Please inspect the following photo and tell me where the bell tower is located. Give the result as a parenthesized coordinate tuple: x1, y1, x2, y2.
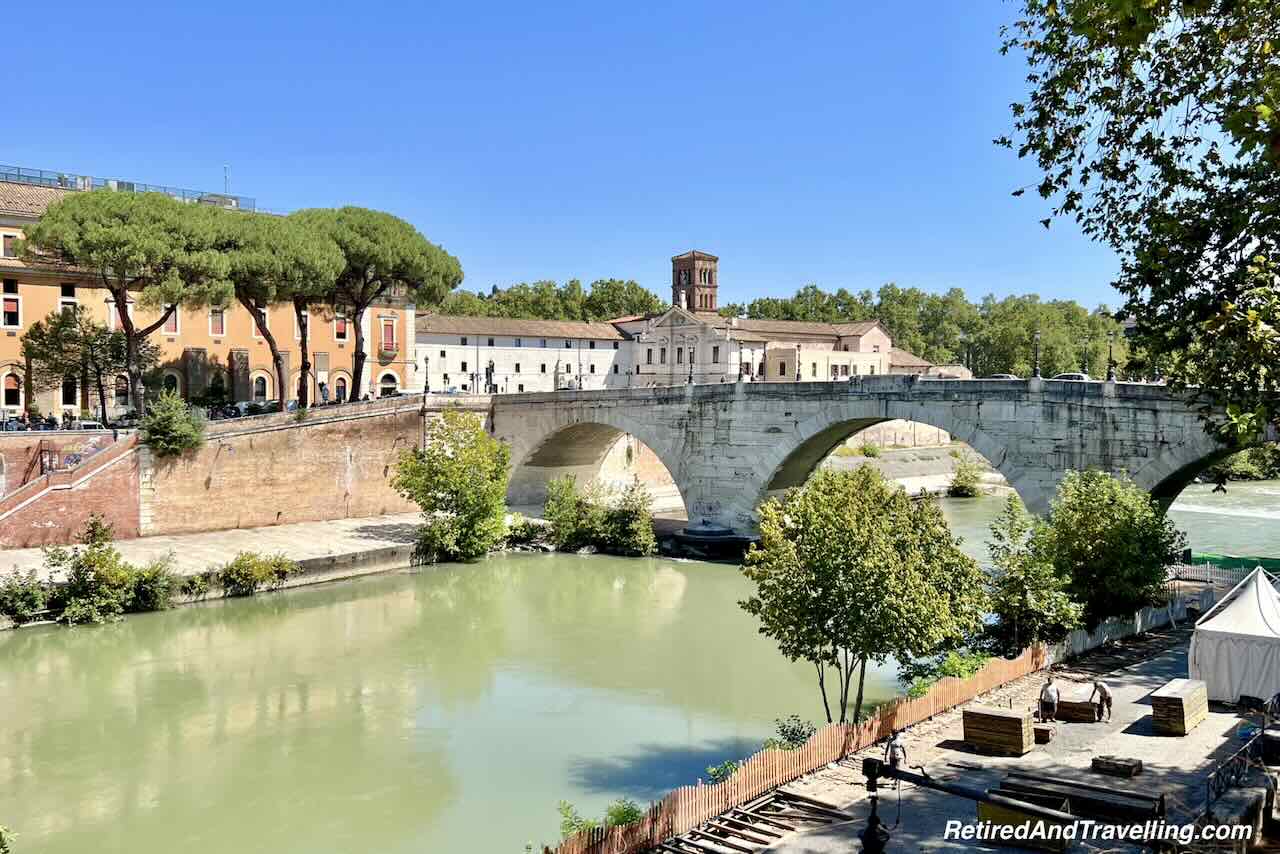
(671, 250, 719, 312)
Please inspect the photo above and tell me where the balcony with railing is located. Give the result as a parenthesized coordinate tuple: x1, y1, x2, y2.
(1, 164, 258, 212)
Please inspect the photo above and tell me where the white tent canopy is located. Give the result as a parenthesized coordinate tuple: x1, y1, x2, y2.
(1189, 567, 1280, 703)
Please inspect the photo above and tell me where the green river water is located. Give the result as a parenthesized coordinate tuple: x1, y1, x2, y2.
(1, 482, 1276, 853)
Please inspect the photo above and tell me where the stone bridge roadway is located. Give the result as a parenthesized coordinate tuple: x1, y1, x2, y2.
(486, 375, 1253, 537)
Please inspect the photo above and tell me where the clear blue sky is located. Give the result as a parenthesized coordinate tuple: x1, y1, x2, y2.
(6, 1, 1120, 309)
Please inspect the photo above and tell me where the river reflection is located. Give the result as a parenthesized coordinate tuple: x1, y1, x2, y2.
(0, 555, 900, 854)
(3, 483, 1276, 854)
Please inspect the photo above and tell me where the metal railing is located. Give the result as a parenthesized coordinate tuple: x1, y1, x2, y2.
(0, 164, 257, 211)
(1205, 730, 1264, 809)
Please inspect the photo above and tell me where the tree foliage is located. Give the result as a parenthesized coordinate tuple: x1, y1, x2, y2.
(19, 191, 232, 413)
(1000, 0, 1280, 434)
(542, 476, 656, 556)
(985, 496, 1082, 654)
(740, 467, 988, 724)
(392, 409, 510, 563)
(947, 451, 985, 498)
(214, 212, 343, 411)
(140, 391, 205, 457)
(21, 305, 157, 419)
(292, 207, 461, 401)
(441, 277, 664, 321)
(1042, 471, 1185, 628)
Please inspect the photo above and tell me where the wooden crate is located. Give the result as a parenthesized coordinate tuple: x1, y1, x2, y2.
(978, 791, 1070, 853)
(1056, 684, 1100, 723)
(963, 706, 1034, 756)
(1034, 724, 1055, 744)
(1151, 678, 1208, 736)
(1091, 755, 1143, 778)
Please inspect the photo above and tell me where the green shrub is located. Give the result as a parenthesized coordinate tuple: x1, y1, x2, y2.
(557, 801, 598, 840)
(947, 452, 984, 497)
(903, 650, 991, 698)
(761, 715, 817, 750)
(44, 518, 136, 625)
(603, 798, 645, 828)
(180, 571, 214, 599)
(505, 514, 548, 547)
(544, 477, 656, 556)
(392, 410, 510, 564)
(128, 558, 177, 612)
(705, 759, 741, 783)
(219, 552, 300, 597)
(0, 569, 49, 624)
(858, 443, 881, 458)
(141, 391, 205, 457)
(0, 823, 11, 854)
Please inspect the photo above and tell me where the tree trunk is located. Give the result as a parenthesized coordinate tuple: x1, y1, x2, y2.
(851, 656, 869, 724)
(94, 364, 108, 425)
(240, 296, 288, 413)
(293, 297, 311, 408)
(839, 650, 855, 724)
(815, 662, 833, 724)
(349, 303, 367, 402)
(115, 294, 177, 416)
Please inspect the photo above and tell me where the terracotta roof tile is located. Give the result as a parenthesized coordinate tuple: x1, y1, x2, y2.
(889, 347, 932, 367)
(0, 181, 71, 218)
(416, 314, 627, 340)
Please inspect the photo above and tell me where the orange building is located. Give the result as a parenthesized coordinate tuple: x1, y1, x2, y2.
(0, 169, 417, 420)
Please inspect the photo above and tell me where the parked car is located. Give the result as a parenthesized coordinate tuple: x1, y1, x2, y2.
(3, 419, 29, 431)
(71, 420, 106, 431)
(985, 373, 1021, 380)
(1051, 372, 1091, 381)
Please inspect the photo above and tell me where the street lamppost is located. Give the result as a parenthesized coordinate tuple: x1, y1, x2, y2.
(795, 344, 802, 382)
(1032, 330, 1042, 378)
(423, 355, 430, 394)
(1106, 332, 1117, 382)
(687, 345, 695, 385)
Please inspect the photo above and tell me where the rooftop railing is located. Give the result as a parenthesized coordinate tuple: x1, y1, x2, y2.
(0, 164, 258, 211)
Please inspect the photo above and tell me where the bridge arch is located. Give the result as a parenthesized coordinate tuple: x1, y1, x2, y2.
(751, 397, 1034, 513)
(1132, 428, 1253, 509)
(502, 408, 689, 514)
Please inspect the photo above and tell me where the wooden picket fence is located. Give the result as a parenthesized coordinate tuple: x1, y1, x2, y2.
(551, 644, 1048, 854)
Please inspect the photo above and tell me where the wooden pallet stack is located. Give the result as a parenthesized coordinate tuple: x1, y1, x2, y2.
(963, 706, 1034, 756)
(1151, 678, 1208, 736)
(1056, 685, 1100, 723)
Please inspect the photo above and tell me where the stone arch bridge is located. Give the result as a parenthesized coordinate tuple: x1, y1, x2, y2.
(488, 375, 1253, 537)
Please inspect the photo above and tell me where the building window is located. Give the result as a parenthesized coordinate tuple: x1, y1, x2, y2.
(612, 364, 619, 374)
(869, 365, 876, 375)
(841, 364, 850, 376)
(759, 361, 765, 376)
(589, 341, 596, 350)
(381, 318, 396, 352)
(251, 306, 268, 338)
(3, 374, 20, 407)
(812, 363, 817, 377)
(106, 298, 133, 331)
(209, 308, 225, 336)
(379, 373, 398, 397)
(514, 363, 521, 374)
(540, 364, 547, 373)
(778, 362, 786, 377)
(872, 344, 880, 353)
(253, 376, 268, 401)
(163, 373, 180, 394)
(62, 376, 78, 406)
(461, 361, 468, 372)
(0, 235, 18, 258)
(1, 293, 19, 327)
(335, 377, 348, 402)
(564, 340, 572, 348)
(514, 338, 522, 348)
(59, 284, 77, 314)
(712, 345, 720, 363)
(612, 341, 619, 350)
(646, 348, 653, 365)
(676, 348, 684, 364)
(540, 338, 547, 347)
(2, 280, 14, 295)
(589, 364, 596, 374)
(114, 376, 129, 407)
(163, 306, 179, 335)
(295, 309, 310, 340)
(335, 313, 349, 341)
(660, 348, 666, 364)
(461, 336, 468, 345)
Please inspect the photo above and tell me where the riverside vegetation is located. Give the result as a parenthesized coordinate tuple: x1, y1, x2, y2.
(0, 516, 300, 629)
(393, 410, 659, 563)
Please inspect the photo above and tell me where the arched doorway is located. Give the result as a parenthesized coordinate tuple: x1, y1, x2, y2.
(378, 372, 399, 398)
(251, 373, 271, 403)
